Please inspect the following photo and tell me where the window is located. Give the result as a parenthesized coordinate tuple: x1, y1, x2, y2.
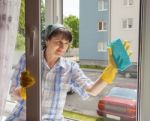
(98, 0, 108, 11)
(98, 21, 107, 31)
(4, 0, 150, 120)
(97, 41, 107, 52)
(122, 18, 133, 29)
(129, 0, 134, 5)
(123, 0, 134, 6)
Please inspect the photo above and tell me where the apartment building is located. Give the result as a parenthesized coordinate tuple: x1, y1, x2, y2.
(79, 0, 139, 66)
(110, 0, 140, 63)
(79, 0, 109, 66)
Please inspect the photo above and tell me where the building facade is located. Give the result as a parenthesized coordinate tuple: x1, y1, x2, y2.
(79, 0, 109, 66)
(79, 0, 139, 66)
(110, 0, 140, 63)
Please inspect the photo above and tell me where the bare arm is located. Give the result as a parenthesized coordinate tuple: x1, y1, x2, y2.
(85, 40, 132, 96)
(86, 78, 108, 96)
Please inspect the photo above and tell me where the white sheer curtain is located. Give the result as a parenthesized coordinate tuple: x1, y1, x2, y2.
(0, 0, 21, 119)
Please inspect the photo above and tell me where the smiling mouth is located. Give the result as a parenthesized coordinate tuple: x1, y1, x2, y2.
(56, 50, 64, 53)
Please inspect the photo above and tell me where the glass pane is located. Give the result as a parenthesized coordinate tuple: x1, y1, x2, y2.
(103, 22, 107, 30)
(97, 41, 107, 52)
(64, 0, 139, 121)
(98, 0, 103, 11)
(97, 41, 103, 51)
(129, 0, 134, 5)
(2, 0, 142, 120)
(0, 0, 22, 120)
(99, 22, 103, 30)
(104, 0, 108, 10)
(128, 18, 133, 28)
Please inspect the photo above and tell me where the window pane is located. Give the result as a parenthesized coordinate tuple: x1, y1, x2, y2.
(97, 42, 103, 51)
(104, 0, 108, 10)
(98, 22, 103, 30)
(103, 22, 107, 30)
(73, 0, 139, 120)
(128, 18, 133, 28)
(97, 41, 107, 51)
(98, 0, 102, 10)
(2, 0, 143, 120)
(129, 0, 134, 5)
(2, 0, 25, 119)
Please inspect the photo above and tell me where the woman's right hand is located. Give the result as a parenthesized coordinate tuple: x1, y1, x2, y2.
(20, 70, 35, 88)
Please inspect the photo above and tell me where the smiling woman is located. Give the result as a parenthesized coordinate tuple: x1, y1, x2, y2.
(3, 0, 150, 121)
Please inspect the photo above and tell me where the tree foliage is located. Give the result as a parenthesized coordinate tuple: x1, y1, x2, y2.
(18, 0, 45, 33)
(63, 15, 79, 48)
(15, 33, 25, 51)
(16, 0, 46, 50)
(15, 0, 25, 50)
(41, 0, 46, 31)
(18, 0, 25, 35)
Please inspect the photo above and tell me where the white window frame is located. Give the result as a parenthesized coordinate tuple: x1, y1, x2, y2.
(98, 0, 108, 11)
(97, 41, 107, 52)
(98, 21, 107, 31)
(122, 18, 134, 29)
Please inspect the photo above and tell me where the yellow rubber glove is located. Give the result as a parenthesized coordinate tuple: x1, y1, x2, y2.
(101, 40, 132, 84)
(123, 40, 133, 56)
(100, 47, 117, 84)
(19, 71, 36, 100)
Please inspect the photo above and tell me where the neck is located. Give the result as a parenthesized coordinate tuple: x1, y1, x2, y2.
(44, 50, 59, 68)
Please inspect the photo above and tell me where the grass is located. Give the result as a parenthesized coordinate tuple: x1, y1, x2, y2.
(80, 65, 105, 70)
(63, 110, 102, 121)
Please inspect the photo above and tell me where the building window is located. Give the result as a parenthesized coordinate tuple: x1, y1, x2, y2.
(98, 21, 107, 31)
(123, 0, 134, 6)
(122, 18, 133, 29)
(98, 0, 108, 11)
(97, 41, 107, 52)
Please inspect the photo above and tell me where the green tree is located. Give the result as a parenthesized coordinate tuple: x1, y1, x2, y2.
(41, 0, 46, 31)
(63, 15, 79, 48)
(18, 0, 46, 33)
(15, 0, 25, 51)
(15, 33, 25, 51)
(18, 0, 25, 35)
(16, 0, 46, 50)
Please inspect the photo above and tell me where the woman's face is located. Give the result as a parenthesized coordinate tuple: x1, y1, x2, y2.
(46, 35, 70, 58)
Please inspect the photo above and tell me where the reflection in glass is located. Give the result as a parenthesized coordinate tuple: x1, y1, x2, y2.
(0, 0, 21, 118)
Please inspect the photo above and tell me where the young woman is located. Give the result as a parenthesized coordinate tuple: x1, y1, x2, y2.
(6, 24, 118, 121)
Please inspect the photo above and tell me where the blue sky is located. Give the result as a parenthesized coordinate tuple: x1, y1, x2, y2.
(63, 0, 79, 18)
